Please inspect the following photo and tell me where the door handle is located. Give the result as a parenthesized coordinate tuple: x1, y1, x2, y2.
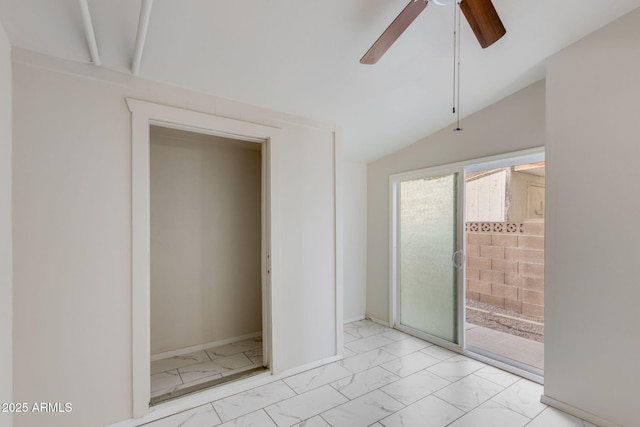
(451, 250, 463, 269)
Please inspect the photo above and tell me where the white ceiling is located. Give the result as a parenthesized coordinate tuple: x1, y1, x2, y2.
(2, 0, 640, 161)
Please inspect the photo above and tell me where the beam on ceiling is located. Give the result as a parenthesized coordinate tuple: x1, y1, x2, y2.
(78, 0, 101, 66)
(131, 0, 154, 75)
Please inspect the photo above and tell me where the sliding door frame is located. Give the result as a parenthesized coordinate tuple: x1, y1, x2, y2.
(389, 164, 465, 352)
(389, 147, 546, 356)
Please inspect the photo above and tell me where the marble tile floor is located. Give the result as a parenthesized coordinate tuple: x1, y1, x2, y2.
(143, 320, 597, 427)
(150, 337, 264, 399)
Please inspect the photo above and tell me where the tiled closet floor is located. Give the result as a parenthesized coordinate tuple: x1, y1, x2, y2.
(143, 320, 597, 427)
(150, 336, 264, 398)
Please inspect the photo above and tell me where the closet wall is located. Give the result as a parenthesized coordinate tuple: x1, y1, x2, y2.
(150, 126, 262, 355)
(12, 50, 338, 427)
(0, 21, 12, 427)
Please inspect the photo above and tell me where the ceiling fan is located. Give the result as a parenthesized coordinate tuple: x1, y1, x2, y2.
(361, 0, 506, 64)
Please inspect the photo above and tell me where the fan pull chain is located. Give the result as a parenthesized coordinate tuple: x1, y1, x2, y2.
(452, 1, 457, 114)
(454, 0, 463, 131)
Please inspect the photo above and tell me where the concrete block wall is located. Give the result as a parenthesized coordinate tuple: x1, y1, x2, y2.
(466, 220, 544, 318)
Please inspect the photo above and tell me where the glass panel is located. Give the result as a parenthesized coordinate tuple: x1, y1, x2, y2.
(399, 173, 458, 342)
(464, 161, 545, 374)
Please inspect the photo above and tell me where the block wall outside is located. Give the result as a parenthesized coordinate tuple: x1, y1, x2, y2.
(466, 220, 544, 318)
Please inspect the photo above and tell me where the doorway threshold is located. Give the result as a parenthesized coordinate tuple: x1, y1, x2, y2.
(466, 323, 544, 370)
(464, 345, 544, 384)
(150, 366, 268, 406)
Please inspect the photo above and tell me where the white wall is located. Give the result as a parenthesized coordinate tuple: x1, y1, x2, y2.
(150, 128, 262, 355)
(367, 80, 546, 323)
(544, 8, 640, 426)
(12, 50, 337, 427)
(508, 170, 545, 223)
(343, 161, 367, 322)
(465, 170, 507, 222)
(270, 123, 337, 370)
(0, 21, 12, 427)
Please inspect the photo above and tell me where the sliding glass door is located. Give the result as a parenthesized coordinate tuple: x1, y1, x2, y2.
(393, 170, 462, 345)
(390, 148, 545, 380)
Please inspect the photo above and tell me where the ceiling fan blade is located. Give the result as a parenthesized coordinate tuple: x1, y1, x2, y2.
(360, 0, 429, 65)
(459, 0, 506, 48)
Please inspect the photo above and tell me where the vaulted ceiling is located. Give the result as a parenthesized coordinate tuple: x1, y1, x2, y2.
(1, 0, 639, 161)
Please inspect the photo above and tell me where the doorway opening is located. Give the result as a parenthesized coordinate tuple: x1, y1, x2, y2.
(148, 126, 268, 405)
(464, 156, 545, 380)
(128, 98, 276, 417)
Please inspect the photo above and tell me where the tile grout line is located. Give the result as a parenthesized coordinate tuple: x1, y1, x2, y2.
(207, 402, 222, 426)
(261, 407, 280, 426)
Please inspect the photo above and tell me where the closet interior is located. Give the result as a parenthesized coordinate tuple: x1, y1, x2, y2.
(148, 125, 266, 404)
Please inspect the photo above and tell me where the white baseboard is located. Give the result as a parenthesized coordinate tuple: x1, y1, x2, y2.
(150, 331, 262, 362)
(540, 395, 620, 427)
(367, 316, 391, 327)
(343, 315, 365, 324)
(273, 354, 343, 379)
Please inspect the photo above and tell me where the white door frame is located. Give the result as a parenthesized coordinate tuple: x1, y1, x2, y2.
(127, 98, 278, 418)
